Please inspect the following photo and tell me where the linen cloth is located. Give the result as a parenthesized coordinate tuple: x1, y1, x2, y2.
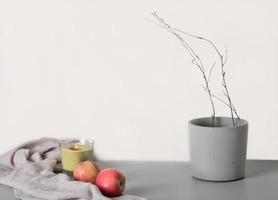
(0, 138, 145, 200)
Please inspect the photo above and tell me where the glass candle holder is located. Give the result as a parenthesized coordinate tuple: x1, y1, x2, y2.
(60, 138, 94, 173)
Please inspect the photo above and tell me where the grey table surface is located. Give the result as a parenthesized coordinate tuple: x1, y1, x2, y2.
(0, 160, 278, 200)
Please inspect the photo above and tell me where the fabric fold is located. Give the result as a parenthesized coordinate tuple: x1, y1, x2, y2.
(0, 138, 145, 200)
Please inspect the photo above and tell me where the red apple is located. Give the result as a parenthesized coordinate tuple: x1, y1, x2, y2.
(73, 161, 100, 184)
(96, 168, 125, 197)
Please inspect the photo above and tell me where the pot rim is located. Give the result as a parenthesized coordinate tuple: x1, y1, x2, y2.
(189, 116, 248, 129)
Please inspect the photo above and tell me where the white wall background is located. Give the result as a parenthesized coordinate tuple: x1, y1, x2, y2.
(0, 0, 277, 161)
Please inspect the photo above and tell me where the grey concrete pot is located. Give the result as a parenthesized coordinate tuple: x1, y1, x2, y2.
(189, 117, 248, 181)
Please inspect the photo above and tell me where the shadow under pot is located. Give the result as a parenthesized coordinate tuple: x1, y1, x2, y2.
(188, 117, 248, 181)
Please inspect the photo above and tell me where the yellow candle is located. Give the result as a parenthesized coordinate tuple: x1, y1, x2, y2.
(61, 143, 93, 172)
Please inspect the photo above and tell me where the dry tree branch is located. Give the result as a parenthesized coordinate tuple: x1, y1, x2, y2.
(152, 12, 216, 125)
(152, 13, 204, 70)
(222, 89, 241, 125)
(173, 28, 223, 58)
(208, 62, 216, 83)
(220, 50, 236, 126)
(202, 86, 240, 121)
(174, 24, 240, 126)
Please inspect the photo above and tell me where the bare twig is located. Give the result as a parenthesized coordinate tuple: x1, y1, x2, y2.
(220, 50, 236, 126)
(173, 28, 223, 58)
(173, 23, 240, 126)
(152, 12, 216, 125)
(202, 86, 240, 121)
(208, 62, 216, 83)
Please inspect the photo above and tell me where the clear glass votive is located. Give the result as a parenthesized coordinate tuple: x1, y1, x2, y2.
(60, 138, 94, 174)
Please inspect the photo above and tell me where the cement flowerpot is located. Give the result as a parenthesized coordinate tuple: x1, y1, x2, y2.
(189, 117, 248, 181)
